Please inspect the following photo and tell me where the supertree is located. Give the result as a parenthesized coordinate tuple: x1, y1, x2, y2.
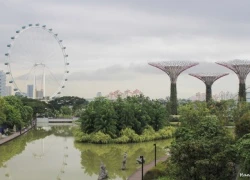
(216, 59, 250, 101)
(189, 73, 229, 102)
(148, 61, 198, 115)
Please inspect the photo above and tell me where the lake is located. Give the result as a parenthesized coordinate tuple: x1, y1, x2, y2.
(0, 124, 172, 180)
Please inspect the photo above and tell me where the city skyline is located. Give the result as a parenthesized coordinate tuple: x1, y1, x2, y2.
(2, 1, 250, 99)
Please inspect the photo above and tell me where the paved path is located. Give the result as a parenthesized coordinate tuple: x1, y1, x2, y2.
(0, 125, 35, 146)
(128, 155, 169, 180)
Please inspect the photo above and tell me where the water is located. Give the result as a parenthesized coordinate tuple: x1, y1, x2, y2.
(0, 125, 172, 180)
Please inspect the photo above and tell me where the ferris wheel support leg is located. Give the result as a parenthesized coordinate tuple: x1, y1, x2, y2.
(43, 65, 46, 98)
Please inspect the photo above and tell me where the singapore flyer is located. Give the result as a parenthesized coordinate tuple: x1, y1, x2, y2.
(4, 23, 69, 100)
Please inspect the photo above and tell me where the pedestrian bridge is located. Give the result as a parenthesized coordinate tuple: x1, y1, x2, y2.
(37, 117, 78, 123)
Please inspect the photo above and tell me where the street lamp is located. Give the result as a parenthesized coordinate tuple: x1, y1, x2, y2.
(154, 144, 156, 166)
(136, 156, 145, 180)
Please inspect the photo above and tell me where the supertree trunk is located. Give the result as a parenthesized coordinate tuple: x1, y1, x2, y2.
(170, 83, 177, 115)
(206, 84, 212, 102)
(239, 83, 246, 101)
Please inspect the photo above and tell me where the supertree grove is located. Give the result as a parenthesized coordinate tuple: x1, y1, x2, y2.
(148, 61, 198, 114)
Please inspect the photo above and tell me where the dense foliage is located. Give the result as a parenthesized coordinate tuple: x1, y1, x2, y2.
(235, 111, 250, 139)
(48, 96, 88, 117)
(170, 115, 237, 180)
(0, 96, 33, 130)
(149, 101, 250, 180)
(77, 95, 173, 143)
(20, 96, 88, 118)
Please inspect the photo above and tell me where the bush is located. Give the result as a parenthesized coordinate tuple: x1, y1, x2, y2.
(235, 111, 250, 139)
(144, 162, 167, 180)
(142, 126, 156, 141)
(158, 126, 175, 139)
(91, 131, 111, 144)
(73, 126, 175, 144)
(120, 128, 138, 142)
(113, 135, 130, 143)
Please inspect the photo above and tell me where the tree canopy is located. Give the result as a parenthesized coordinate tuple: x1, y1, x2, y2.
(80, 95, 169, 138)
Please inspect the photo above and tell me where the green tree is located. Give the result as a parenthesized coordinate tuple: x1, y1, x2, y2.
(113, 97, 135, 133)
(60, 106, 72, 116)
(147, 100, 167, 131)
(170, 115, 237, 180)
(23, 106, 33, 125)
(81, 97, 117, 137)
(49, 96, 88, 112)
(236, 133, 250, 176)
(21, 97, 49, 118)
(178, 101, 210, 128)
(235, 111, 250, 139)
(4, 104, 22, 128)
(0, 98, 6, 125)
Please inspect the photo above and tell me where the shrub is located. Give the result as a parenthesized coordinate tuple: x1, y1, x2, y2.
(90, 131, 111, 144)
(73, 125, 175, 144)
(158, 126, 175, 139)
(235, 111, 250, 139)
(113, 135, 130, 144)
(120, 128, 137, 142)
(144, 162, 167, 180)
(142, 126, 156, 141)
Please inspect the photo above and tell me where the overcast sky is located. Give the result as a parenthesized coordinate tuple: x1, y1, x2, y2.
(1, 0, 250, 99)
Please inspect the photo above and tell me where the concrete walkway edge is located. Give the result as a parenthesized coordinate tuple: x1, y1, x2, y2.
(128, 155, 170, 180)
(0, 124, 35, 146)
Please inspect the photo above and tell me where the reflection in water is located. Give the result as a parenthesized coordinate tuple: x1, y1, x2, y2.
(0, 125, 172, 180)
(75, 139, 172, 180)
(0, 128, 52, 167)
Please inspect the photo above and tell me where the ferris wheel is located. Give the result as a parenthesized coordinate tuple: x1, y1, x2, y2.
(4, 23, 69, 100)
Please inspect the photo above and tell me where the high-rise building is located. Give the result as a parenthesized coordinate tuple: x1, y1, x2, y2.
(5, 86, 12, 96)
(96, 92, 102, 97)
(0, 71, 6, 96)
(27, 85, 34, 98)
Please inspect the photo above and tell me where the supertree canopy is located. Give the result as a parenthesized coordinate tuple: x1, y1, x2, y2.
(148, 61, 198, 115)
(216, 59, 250, 101)
(189, 73, 229, 102)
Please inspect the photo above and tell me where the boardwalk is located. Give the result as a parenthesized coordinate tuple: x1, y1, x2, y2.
(0, 125, 34, 146)
(128, 155, 169, 180)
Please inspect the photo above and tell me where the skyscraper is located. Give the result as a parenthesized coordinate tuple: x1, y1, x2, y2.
(27, 85, 34, 98)
(0, 71, 6, 96)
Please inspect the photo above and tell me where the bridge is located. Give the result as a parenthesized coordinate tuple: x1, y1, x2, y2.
(37, 118, 78, 124)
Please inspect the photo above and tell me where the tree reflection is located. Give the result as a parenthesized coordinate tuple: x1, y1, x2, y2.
(74, 139, 172, 180)
(0, 128, 52, 167)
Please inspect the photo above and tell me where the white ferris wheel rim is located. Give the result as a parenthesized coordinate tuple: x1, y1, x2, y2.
(4, 23, 69, 99)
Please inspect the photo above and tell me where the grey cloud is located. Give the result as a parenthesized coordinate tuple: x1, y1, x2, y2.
(68, 62, 233, 81)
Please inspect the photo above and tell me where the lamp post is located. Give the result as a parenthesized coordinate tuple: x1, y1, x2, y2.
(140, 155, 144, 180)
(154, 143, 156, 166)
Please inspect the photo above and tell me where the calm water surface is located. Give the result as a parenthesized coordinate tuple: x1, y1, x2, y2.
(0, 125, 172, 180)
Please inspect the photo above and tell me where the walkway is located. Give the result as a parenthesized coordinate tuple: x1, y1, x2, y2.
(0, 125, 35, 146)
(128, 155, 169, 180)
